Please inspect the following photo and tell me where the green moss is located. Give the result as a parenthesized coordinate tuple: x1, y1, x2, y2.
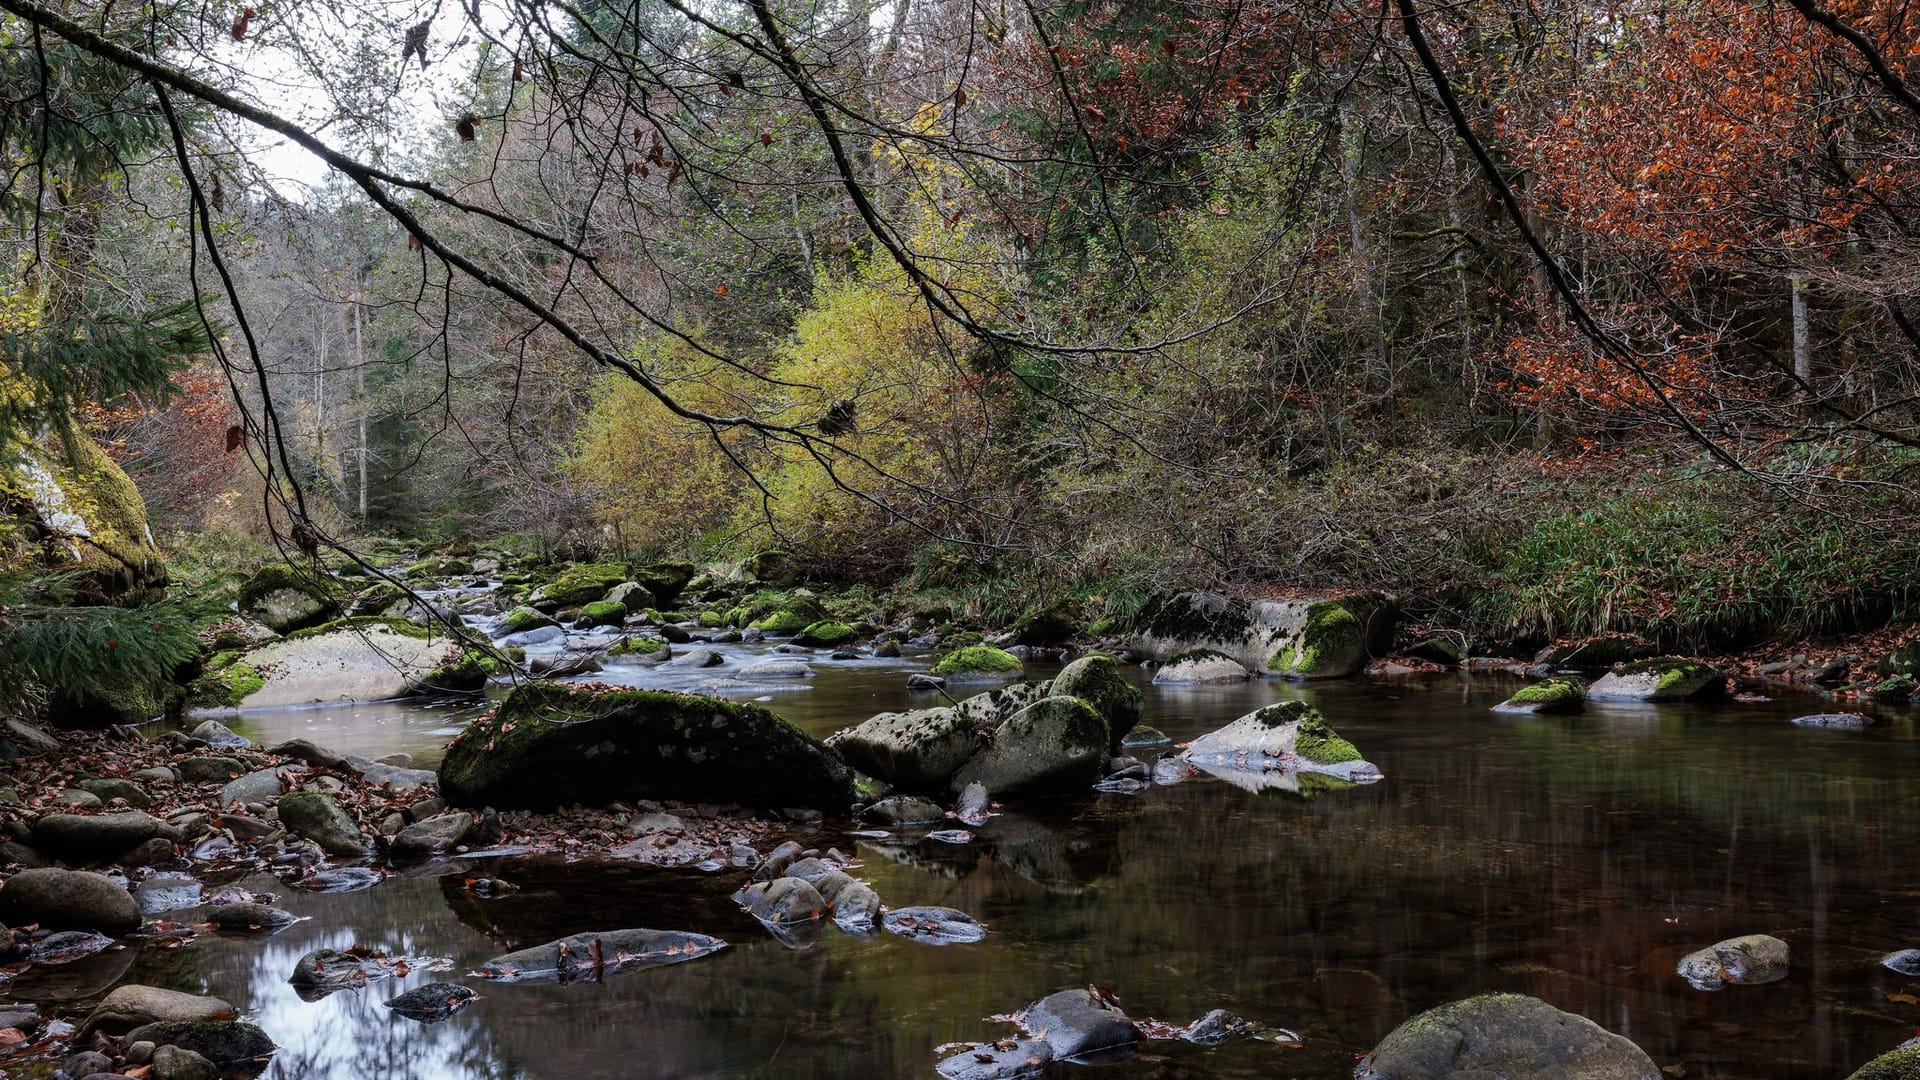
(933, 645, 1023, 675)
(1168, 647, 1235, 666)
(502, 606, 553, 633)
(405, 558, 439, 577)
(1134, 592, 1257, 642)
(608, 635, 666, 657)
(1848, 1046, 1920, 1080)
(579, 600, 627, 627)
(285, 615, 438, 642)
(1511, 678, 1583, 706)
(1276, 600, 1361, 676)
(421, 651, 492, 694)
(189, 659, 263, 708)
(537, 562, 630, 607)
(751, 608, 815, 634)
(1877, 674, 1917, 698)
(794, 620, 857, 647)
(236, 564, 325, 609)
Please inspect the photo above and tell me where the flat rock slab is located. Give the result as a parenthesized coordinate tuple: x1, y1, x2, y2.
(475, 928, 727, 982)
(232, 624, 461, 708)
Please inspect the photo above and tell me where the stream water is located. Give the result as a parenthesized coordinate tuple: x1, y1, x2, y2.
(14, 642, 1920, 1079)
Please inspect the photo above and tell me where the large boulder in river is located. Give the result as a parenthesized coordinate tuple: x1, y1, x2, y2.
(826, 705, 978, 791)
(1357, 993, 1660, 1080)
(80, 985, 234, 1037)
(529, 562, 629, 611)
(1049, 654, 1142, 748)
(275, 792, 369, 857)
(121, 1020, 274, 1066)
(1587, 656, 1725, 703)
(949, 697, 1109, 796)
(0, 867, 140, 933)
(204, 619, 465, 709)
(1128, 590, 1396, 679)
(237, 564, 339, 634)
(1181, 701, 1382, 782)
(439, 682, 855, 811)
(1151, 648, 1252, 685)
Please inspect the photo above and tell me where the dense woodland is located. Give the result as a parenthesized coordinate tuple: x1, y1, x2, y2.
(5, 0, 1920, 702)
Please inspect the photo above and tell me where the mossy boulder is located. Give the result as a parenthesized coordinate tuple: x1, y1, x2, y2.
(1011, 602, 1078, 647)
(189, 656, 265, 709)
(1267, 593, 1397, 679)
(530, 562, 629, 610)
(631, 562, 697, 607)
(607, 635, 667, 658)
(237, 564, 339, 635)
(605, 581, 657, 613)
(933, 645, 1023, 678)
(1131, 589, 1397, 679)
(197, 620, 462, 709)
(1049, 654, 1142, 748)
(826, 706, 977, 792)
(501, 606, 556, 634)
(949, 696, 1109, 796)
(1493, 677, 1586, 715)
(1359, 993, 1659, 1079)
(2, 428, 167, 603)
(750, 594, 828, 635)
(1850, 1046, 1920, 1080)
(418, 650, 496, 694)
(793, 620, 857, 647)
(577, 600, 627, 628)
(1587, 657, 1725, 703)
(1535, 633, 1655, 670)
(1181, 701, 1380, 781)
(438, 682, 856, 811)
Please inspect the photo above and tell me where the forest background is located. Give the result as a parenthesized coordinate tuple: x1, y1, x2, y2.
(4, 0, 1920, 701)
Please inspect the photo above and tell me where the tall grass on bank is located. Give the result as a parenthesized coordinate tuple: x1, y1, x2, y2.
(1472, 472, 1920, 649)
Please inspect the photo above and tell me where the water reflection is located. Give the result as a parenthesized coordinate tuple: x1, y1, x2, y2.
(57, 662, 1920, 1077)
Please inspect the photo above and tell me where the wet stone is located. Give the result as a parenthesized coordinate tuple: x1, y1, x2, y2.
(883, 906, 987, 944)
(176, 757, 247, 783)
(1677, 933, 1790, 990)
(189, 720, 252, 750)
(865, 795, 945, 825)
(206, 902, 300, 935)
(383, 982, 478, 1023)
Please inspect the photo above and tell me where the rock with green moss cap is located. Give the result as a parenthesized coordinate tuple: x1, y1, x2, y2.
(530, 562, 629, 611)
(933, 645, 1023, 678)
(1534, 633, 1655, 670)
(750, 594, 828, 635)
(1049, 654, 1142, 748)
(3, 428, 168, 603)
(576, 600, 627, 628)
(1358, 993, 1659, 1080)
(1129, 589, 1396, 680)
(1152, 648, 1251, 685)
(948, 696, 1109, 796)
(1010, 602, 1078, 647)
(1267, 593, 1397, 679)
(607, 635, 667, 658)
(1850, 1046, 1920, 1080)
(237, 564, 340, 635)
(1181, 701, 1381, 782)
(1493, 677, 1586, 715)
(793, 620, 857, 647)
(196, 620, 463, 710)
(439, 682, 855, 811)
(501, 606, 556, 635)
(1587, 656, 1725, 703)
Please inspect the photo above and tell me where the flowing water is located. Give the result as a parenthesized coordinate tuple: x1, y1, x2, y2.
(14, 644, 1920, 1079)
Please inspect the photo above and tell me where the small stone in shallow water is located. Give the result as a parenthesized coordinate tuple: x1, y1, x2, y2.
(883, 906, 987, 944)
(288, 866, 386, 893)
(927, 830, 974, 844)
(1790, 712, 1875, 729)
(475, 929, 727, 982)
(205, 902, 301, 935)
(1677, 933, 1790, 990)
(951, 782, 992, 828)
(383, 982, 478, 1023)
(20, 930, 116, 964)
(1883, 949, 1920, 976)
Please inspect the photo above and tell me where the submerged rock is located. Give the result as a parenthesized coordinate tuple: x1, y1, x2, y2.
(1181, 701, 1382, 783)
(1791, 712, 1876, 729)
(475, 928, 727, 982)
(1357, 993, 1659, 1079)
(1676, 933, 1789, 990)
(383, 982, 477, 1023)
(206, 902, 300, 934)
(439, 683, 855, 811)
(1587, 657, 1725, 703)
(883, 906, 987, 944)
